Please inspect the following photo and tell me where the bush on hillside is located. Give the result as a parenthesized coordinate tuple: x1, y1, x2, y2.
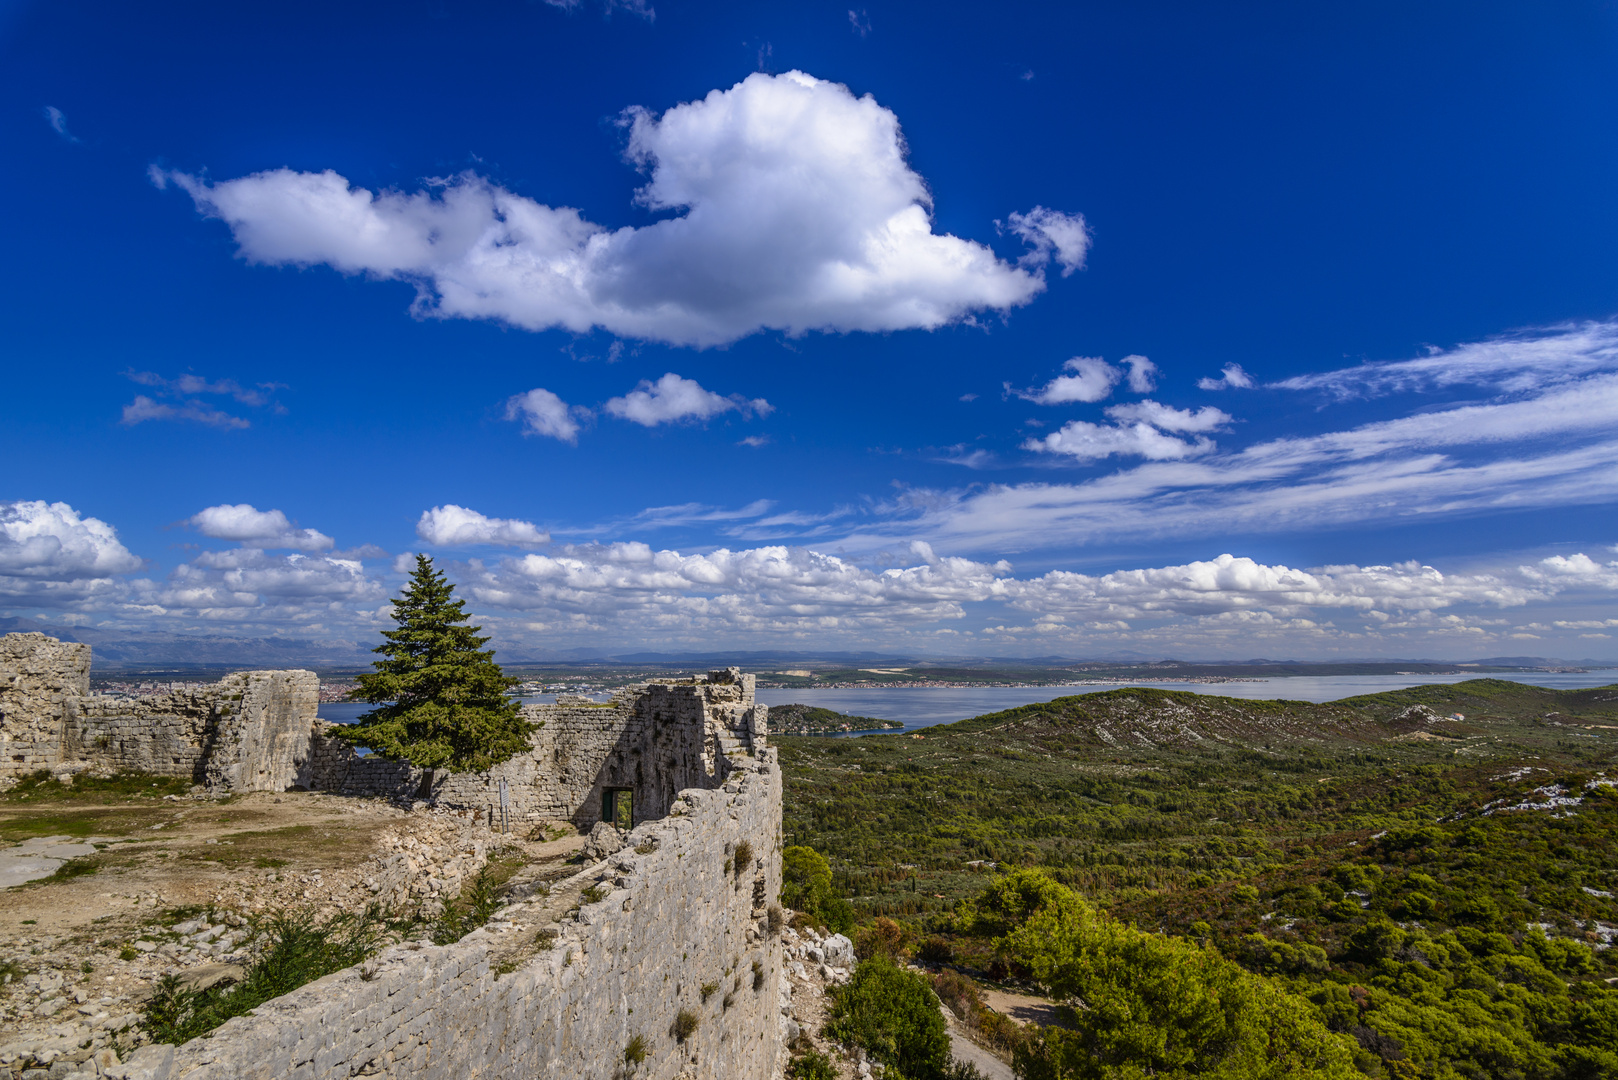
(826, 956, 951, 1080)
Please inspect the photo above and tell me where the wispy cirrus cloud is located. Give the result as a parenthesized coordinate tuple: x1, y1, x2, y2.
(1273, 320, 1618, 399)
(43, 106, 80, 144)
(155, 71, 1072, 348)
(119, 371, 285, 429)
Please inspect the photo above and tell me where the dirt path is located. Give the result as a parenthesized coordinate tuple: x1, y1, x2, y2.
(979, 987, 1065, 1028)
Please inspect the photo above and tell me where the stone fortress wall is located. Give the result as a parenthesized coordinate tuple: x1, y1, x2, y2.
(0, 633, 786, 1080)
(123, 752, 784, 1080)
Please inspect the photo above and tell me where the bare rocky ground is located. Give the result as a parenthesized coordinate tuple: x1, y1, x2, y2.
(0, 784, 586, 1078)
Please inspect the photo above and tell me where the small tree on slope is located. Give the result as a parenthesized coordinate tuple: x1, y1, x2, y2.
(342, 554, 536, 772)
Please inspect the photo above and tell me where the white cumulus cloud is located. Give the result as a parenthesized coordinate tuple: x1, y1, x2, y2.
(1019, 356, 1123, 404)
(417, 505, 550, 547)
(1003, 206, 1091, 277)
(505, 388, 586, 443)
(1123, 355, 1157, 393)
(155, 72, 1070, 348)
(1198, 363, 1254, 390)
(603, 373, 770, 426)
(0, 501, 142, 598)
(188, 504, 334, 551)
(1103, 400, 1232, 433)
(1024, 420, 1215, 462)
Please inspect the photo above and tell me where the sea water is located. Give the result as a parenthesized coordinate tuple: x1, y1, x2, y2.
(317, 669, 1617, 732)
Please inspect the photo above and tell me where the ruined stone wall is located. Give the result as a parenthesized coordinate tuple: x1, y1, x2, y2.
(0, 633, 319, 792)
(0, 633, 91, 778)
(62, 671, 319, 791)
(307, 670, 768, 829)
(120, 750, 785, 1080)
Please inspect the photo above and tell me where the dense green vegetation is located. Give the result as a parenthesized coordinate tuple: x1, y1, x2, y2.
(778, 680, 1618, 1079)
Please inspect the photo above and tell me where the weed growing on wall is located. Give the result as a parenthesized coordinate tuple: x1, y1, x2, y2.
(673, 1007, 699, 1042)
(432, 863, 505, 945)
(142, 905, 395, 1044)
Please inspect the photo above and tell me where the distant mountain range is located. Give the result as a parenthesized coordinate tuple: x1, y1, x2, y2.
(1, 616, 1611, 673)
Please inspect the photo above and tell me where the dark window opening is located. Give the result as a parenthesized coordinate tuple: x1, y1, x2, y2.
(602, 787, 633, 829)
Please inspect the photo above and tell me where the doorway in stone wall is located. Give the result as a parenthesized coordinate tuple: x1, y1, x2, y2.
(602, 787, 633, 829)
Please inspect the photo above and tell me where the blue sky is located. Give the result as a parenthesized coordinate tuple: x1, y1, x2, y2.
(5, 0, 1618, 660)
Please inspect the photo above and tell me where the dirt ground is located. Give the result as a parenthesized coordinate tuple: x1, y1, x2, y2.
(0, 778, 585, 1074)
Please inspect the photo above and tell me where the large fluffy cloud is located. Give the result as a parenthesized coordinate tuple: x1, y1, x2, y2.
(0, 501, 143, 599)
(155, 72, 1069, 347)
(188, 504, 334, 551)
(416, 505, 550, 547)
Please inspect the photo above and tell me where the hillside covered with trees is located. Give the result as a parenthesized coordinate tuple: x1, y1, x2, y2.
(776, 680, 1618, 1078)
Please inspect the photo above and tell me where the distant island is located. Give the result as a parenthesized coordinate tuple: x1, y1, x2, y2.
(768, 702, 903, 735)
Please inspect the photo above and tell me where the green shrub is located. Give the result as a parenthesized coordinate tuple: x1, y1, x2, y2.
(826, 956, 950, 1080)
(787, 1049, 837, 1080)
(700, 980, 720, 1003)
(623, 1033, 648, 1065)
(142, 905, 391, 1044)
(733, 840, 754, 882)
(673, 1007, 699, 1042)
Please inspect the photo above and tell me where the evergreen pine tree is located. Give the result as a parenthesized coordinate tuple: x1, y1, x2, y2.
(341, 554, 537, 772)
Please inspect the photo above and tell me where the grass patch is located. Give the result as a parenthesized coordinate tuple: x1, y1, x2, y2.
(673, 1007, 699, 1042)
(1, 771, 193, 804)
(580, 884, 608, 904)
(142, 905, 396, 1044)
(624, 1033, 648, 1065)
(45, 856, 101, 883)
